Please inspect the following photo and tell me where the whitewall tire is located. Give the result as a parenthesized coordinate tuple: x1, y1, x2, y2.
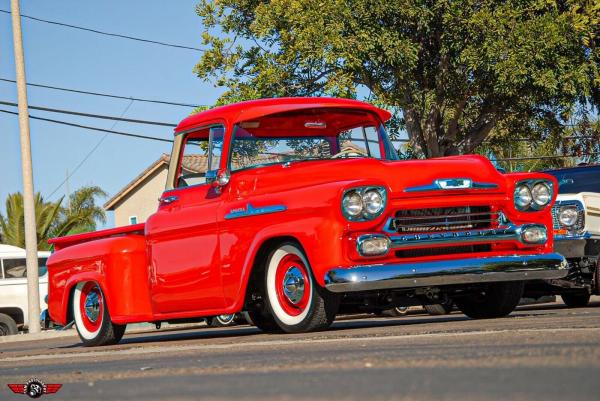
(73, 281, 126, 346)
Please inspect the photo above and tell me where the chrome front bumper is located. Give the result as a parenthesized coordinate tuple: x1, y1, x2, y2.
(324, 253, 568, 293)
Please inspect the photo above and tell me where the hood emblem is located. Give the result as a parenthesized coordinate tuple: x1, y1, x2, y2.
(404, 178, 498, 193)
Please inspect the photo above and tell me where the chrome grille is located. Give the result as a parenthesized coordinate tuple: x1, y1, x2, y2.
(391, 206, 497, 234)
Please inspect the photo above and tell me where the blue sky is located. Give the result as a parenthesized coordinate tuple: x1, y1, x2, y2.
(0, 1, 223, 227)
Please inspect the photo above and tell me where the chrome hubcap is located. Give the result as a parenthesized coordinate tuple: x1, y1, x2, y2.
(282, 266, 305, 304)
(84, 291, 100, 322)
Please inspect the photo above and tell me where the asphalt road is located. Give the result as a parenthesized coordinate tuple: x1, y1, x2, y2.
(1, 301, 600, 401)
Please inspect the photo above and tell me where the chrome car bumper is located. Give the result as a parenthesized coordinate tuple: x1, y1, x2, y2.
(324, 253, 568, 293)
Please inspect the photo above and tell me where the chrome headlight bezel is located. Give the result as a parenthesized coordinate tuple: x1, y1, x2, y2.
(342, 186, 387, 221)
(553, 200, 585, 234)
(514, 179, 554, 211)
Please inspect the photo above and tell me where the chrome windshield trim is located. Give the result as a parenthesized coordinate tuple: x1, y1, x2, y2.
(324, 253, 568, 293)
(404, 179, 498, 193)
(224, 203, 287, 220)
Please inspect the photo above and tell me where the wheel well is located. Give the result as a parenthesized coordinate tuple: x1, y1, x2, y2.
(0, 307, 24, 326)
(243, 236, 303, 309)
(66, 284, 76, 324)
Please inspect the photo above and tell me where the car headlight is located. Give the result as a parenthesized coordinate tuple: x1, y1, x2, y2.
(531, 182, 551, 207)
(342, 186, 387, 221)
(342, 191, 363, 217)
(514, 180, 553, 211)
(514, 185, 533, 210)
(362, 189, 384, 215)
(558, 207, 578, 227)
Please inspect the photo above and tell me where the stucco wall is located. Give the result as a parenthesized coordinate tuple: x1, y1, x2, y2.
(112, 167, 168, 227)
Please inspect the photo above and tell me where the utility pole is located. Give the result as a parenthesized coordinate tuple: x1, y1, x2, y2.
(11, 0, 41, 333)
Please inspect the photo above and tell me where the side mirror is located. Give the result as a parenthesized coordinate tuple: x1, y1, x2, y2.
(206, 169, 230, 190)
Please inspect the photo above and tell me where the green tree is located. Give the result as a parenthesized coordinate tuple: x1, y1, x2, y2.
(0, 186, 107, 250)
(194, 0, 599, 158)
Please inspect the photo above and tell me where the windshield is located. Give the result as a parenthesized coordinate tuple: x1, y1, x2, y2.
(230, 108, 396, 171)
(545, 167, 600, 194)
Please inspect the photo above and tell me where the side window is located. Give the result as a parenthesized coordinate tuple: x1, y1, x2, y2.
(176, 126, 224, 188)
(365, 126, 382, 158)
(3, 258, 27, 278)
(2, 258, 47, 278)
(338, 126, 381, 158)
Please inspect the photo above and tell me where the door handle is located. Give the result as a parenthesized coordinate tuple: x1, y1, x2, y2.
(159, 195, 179, 205)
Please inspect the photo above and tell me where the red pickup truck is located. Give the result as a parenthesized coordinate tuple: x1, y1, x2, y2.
(47, 97, 567, 346)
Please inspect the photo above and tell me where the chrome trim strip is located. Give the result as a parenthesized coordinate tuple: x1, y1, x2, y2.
(555, 231, 592, 241)
(224, 203, 287, 220)
(404, 178, 498, 193)
(382, 223, 547, 248)
(324, 253, 568, 293)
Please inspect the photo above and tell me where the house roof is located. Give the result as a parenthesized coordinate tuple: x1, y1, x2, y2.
(175, 97, 392, 133)
(103, 154, 209, 211)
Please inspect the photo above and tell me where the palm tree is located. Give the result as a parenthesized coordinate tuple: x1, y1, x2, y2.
(0, 186, 107, 251)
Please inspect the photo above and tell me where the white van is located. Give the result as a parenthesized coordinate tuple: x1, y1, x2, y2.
(0, 244, 50, 335)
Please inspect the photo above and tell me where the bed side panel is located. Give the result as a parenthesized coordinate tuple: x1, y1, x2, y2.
(47, 235, 152, 325)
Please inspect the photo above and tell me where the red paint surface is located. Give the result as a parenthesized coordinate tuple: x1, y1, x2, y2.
(47, 97, 557, 326)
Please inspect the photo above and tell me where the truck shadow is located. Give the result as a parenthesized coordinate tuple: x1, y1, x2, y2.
(59, 301, 595, 348)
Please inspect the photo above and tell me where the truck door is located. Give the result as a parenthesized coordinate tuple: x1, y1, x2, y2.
(145, 125, 225, 314)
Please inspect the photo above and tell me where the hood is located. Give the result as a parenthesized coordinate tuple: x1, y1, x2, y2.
(242, 154, 507, 198)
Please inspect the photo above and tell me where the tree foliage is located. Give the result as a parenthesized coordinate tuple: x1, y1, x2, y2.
(0, 186, 107, 250)
(194, 0, 599, 158)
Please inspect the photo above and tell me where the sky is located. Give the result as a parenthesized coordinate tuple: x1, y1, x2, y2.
(0, 1, 223, 227)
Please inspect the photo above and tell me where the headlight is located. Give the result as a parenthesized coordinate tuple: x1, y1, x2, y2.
(531, 183, 551, 206)
(514, 185, 532, 210)
(342, 186, 387, 221)
(362, 190, 384, 215)
(558, 207, 578, 227)
(514, 180, 553, 211)
(342, 191, 363, 217)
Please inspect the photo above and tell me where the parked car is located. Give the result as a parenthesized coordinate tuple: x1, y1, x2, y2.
(47, 97, 567, 346)
(525, 165, 600, 307)
(0, 244, 50, 335)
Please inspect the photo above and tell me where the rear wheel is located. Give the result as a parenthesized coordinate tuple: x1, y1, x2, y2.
(561, 292, 590, 308)
(456, 282, 524, 319)
(262, 243, 338, 333)
(73, 282, 126, 346)
(0, 313, 18, 336)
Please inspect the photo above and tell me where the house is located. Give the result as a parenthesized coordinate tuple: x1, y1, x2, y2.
(103, 154, 208, 227)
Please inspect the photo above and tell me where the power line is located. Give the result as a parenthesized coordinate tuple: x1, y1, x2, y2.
(0, 100, 177, 127)
(0, 77, 203, 108)
(0, 9, 205, 52)
(47, 100, 136, 199)
(0, 108, 173, 143)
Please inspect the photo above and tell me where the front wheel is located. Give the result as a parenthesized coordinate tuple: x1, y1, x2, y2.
(0, 313, 18, 336)
(263, 243, 339, 333)
(456, 282, 524, 319)
(73, 282, 126, 346)
(561, 292, 590, 308)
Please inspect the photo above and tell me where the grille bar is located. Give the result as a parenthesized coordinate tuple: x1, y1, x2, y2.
(391, 206, 495, 234)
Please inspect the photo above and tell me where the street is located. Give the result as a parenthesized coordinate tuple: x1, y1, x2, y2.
(1, 301, 599, 401)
